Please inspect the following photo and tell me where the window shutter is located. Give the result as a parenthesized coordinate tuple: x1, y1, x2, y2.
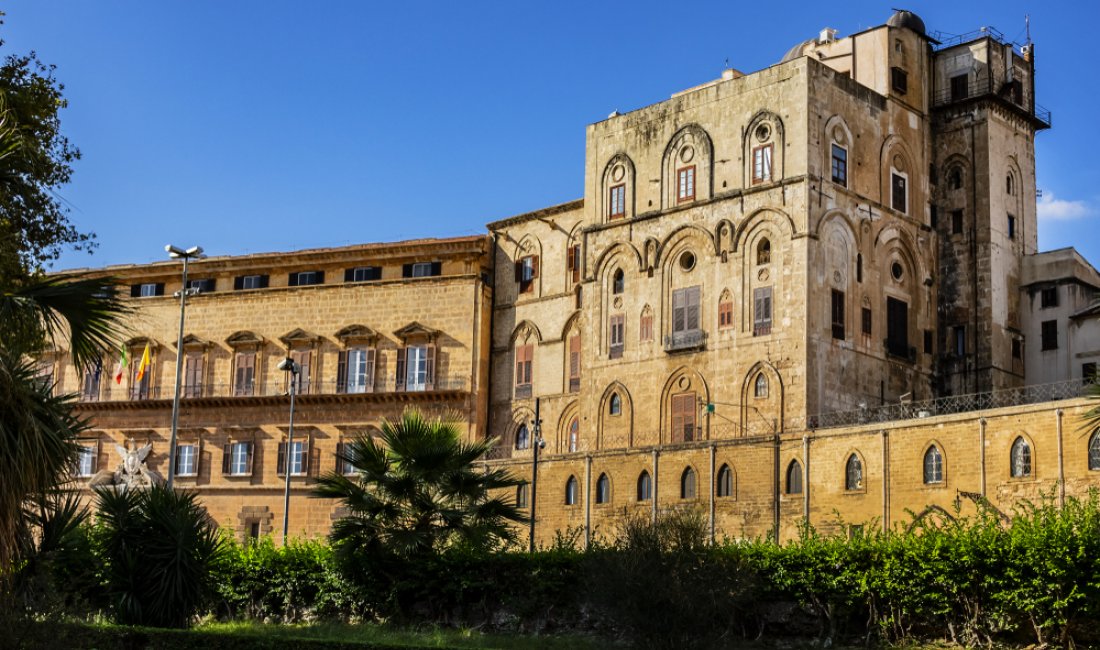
(130, 284, 141, 297)
(430, 262, 441, 276)
(425, 344, 436, 390)
(316, 270, 325, 284)
(246, 441, 255, 475)
(514, 260, 523, 283)
(344, 268, 354, 282)
(222, 442, 231, 474)
(154, 283, 165, 296)
(303, 437, 312, 475)
(686, 286, 700, 330)
(277, 442, 287, 475)
(672, 289, 685, 333)
(366, 348, 376, 390)
(257, 275, 269, 288)
(402, 263, 413, 278)
(530, 256, 539, 279)
(197, 438, 204, 477)
(567, 246, 575, 275)
(336, 351, 348, 393)
(335, 441, 344, 473)
(395, 347, 406, 390)
(569, 335, 580, 379)
(288, 272, 299, 287)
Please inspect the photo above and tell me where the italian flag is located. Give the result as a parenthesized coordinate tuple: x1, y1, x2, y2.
(113, 345, 128, 384)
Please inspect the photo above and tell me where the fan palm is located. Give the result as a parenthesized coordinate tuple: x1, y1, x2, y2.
(313, 409, 527, 560)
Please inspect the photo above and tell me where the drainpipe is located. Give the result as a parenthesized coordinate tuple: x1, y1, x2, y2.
(652, 448, 659, 524)
(1056, 408, 1065, 507)
(584, 454, 592, 549)
(979, 417, 987, 497)
(709, 443, 716, 543)
(773, 431, 781, 543)
(881, 429, 890, 532)
(802, 432, 810, 525)
(970, 120, 980, 394)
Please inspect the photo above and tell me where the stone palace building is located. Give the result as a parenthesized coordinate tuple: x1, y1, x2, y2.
(45, 10, 1100, 544)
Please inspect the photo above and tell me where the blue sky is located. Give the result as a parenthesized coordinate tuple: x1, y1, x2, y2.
(4, 1, 1098, 270)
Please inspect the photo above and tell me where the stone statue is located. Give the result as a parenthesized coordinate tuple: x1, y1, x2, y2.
(88, 441, 165, 489)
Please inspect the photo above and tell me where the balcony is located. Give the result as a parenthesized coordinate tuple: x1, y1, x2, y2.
(664, 329, 706, 353)
(77, 376, 470, 403)
(931, 75, 1051, 129)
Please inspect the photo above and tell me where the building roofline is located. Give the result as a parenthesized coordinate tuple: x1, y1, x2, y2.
(486, 199, 584, 231)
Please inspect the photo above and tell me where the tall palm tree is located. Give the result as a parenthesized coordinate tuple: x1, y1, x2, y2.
(313, 409, 527, 559)
(0, 275, 129, 573)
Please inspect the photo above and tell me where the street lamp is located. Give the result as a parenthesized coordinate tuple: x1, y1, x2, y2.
(528, 397, 545, 553)
(166, 244, 204, 489)
(277, 356, 301, 545)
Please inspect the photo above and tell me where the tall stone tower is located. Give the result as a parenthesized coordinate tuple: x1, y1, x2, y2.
(929, 29, 1048, 395)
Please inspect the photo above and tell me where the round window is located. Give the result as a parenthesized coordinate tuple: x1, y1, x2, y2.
(679, 251, 696, 271)
(755, 123, 771, 142)
(891, 262, 904, 280)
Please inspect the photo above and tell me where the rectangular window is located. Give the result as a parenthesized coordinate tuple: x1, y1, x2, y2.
(131, 282, 165, 298)
(718, 300, 732, 328)
(76, 442, 97, 477)
(515, 255, 539, 294)
(187, 278, 216, 293)
(338, 440, 359, 476)
(609, 314, 625, 359)
(861, 307, 872, 337)
(671, 286, 701, 334)
(831, 289, 845, 340)
(514, 344, 533, 398)
(891, 173, 907, 214)
(568, 334, 581, 392)
(640, 311, 653, 342)
(924, 329, 933, 355)
(831, 144, 847, 186)
(175, 443, 198, 477)
(671, 392, 696, 443)
(753, 287, 773, 336)
(952, 210, 963, 235)
(609, 184, 626, 218)
(234, 274, 268, 290)
(233, 352, 256, 396)
(1084, 362, 1097, 382)
(891, 66, 907, 94)
(404, 345, 434, 391)
(289, 270, 324, 286)
(1013, 339, 1023, 360)
(677, 165, 696, 202)
(346, 266, 382, 282)
(953, 325, 966, 356)
(341, 347, 374, 393)
(753, 144, 773, 184)
(567, 244, 581, 284)
(226, 441, 252, 476)
(1007, 214, 1016, 240)
(183, 354, 204, 398)
(1041, 287, 1059, 308)
(403, 262, 441, 278)
(886, 297, 909, 358)
(289, 349, 312, 395)
(278, 440, 307, 476)
(950, 73, 968, 101)
(129, 357, 150, 400)
(82, 360, 103, 402)
(1041, 320, 1058, 351)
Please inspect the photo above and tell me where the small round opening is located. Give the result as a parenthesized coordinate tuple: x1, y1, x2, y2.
(891, 262, 904, 280)
(755, 123, 771, 142)
(679, 251, 696, 271)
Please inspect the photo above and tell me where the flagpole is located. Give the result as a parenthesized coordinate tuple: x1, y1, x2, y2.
(166, 245, 204, 489)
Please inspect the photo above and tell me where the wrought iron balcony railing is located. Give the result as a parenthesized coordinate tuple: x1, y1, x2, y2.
(77, 375, 470, 403)
(664, 329, 707, 353)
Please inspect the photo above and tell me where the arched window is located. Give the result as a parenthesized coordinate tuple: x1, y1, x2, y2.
(1090, 430, 1100, 471)
(754, 373, 768, 398)
(680, 467, 697, 499)
(757, 238, 771, 265)
(786, 460, 802, 494)
(1011, 437, 1032, 478)
(609, 393, 622, 416)
(612, 269, 625, 295)
(845, 454, 863, 491)
(596, 473, 610, 504)
(568, 417, 579, 453)
(716, 464, 733, 497)
(516, 483, 529, 508)
(949, 167, 962, 190)
(923, 445, 944, 484)
(1006, 174, 1014, 195)
(565, 476, 578, 505)
(637, 470, 652, 501)
(515, 423, 529, 450)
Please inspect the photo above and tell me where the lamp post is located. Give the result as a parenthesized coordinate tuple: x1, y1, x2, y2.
(528, 397, 544, 553)
(166, 244, 204, 489)
(277, 356, 301, 545)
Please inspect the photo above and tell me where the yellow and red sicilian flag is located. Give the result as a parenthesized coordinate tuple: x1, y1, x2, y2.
(135, 343, 151, 382)
(113, 345, 128, 384)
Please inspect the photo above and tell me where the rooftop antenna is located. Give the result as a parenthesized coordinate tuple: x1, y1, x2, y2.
(1025, 14, 1031, 45)
(724, 57, 730, 69)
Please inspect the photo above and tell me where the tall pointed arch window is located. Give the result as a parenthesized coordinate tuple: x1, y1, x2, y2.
(845, 454, 863, 491)
(637, 470, 652, 501)
(716, 464, 733, 498)
(1010, 437, 1031, 478)
(786, 460, 803, 494)
(923, 445, 944, 484)
(680, 467, 697, 499)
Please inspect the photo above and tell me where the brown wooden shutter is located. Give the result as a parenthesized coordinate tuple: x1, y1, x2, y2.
(277, 442, 286, 475)
(304, 437, 312, 475)
(514, 260, 522, 283)
(567, 246, 575, 277)
(365, 348, 376, 392)
(221, 442, 231, 474)
(246, 441, 255, 475)
(336, 350, 348, 393)
(291, 349, 311, 393)
(531, 256, 539, 278)
(395, 347, 406, 390)
(197, 438, 204, 477)
(335, 441, 344, 473)
(569, 335, 580, 379)
(686, 286, 700, 330)
(425, 344, 436, 390)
